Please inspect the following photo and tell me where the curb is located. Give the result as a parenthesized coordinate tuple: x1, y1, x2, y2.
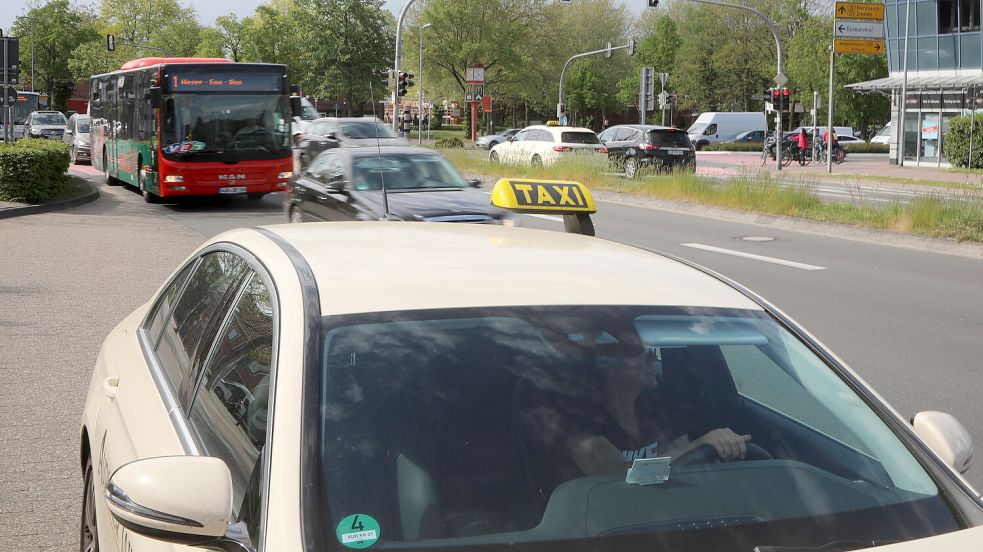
(0, 175, 100, 220)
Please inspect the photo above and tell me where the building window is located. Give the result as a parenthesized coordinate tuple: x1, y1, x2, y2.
(917, 37, 939, 69)
(917, 1, 938, 35)
(940, 0, 958, 33)
(939, 35, 958, 67)
(960, 32, 982, 67)
(960, 0, 980, 31)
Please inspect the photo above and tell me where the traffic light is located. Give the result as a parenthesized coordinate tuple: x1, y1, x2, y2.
(771, 87, 781, 111)
(397, 71, 415, 97)
(648, 0, 660, 8)
(380, 69, 390, 89)
(557, 102, 566, 121)
(781, 88, 791, 111)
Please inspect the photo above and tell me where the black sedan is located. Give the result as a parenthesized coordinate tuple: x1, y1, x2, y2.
(285, 146, 515, 225)
(294, 117, 407, 169)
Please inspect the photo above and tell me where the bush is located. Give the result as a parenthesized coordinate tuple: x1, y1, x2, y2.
(434, 137, 464, 149)
(442, 124, 465, 132)
(942, 114, 983, 169)
(0, 139, 71, 203)
(843, 143, 889, 154)
(430, 105, 444, 130)
(703, 143, 762, 152)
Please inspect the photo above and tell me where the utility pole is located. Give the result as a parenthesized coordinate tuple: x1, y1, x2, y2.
(412, 22, 432, 146)
(392, 0, 419, 131)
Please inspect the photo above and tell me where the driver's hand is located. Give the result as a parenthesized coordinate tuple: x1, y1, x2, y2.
(695, 428, 751, 461)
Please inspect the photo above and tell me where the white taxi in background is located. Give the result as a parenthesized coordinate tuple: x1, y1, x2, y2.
(488, 123, 602, 167)
(80, 179, 983, 552)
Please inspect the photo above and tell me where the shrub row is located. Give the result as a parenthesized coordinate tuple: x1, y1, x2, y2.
(434, 137, 464, 149)
(703, 143, 762, 152)
(943, 114, 983, 169)
(0, 139, 71, 203)
(843, 143, 889, 154)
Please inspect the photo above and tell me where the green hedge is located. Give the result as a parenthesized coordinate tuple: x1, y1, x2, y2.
(943, 114, 983, 169)
(703, 143, 762, 152)
(442, 124, 465, 132)
(0, 139, 71, 203)
(434, 137, 464, 149)
(844, 143, 889, 154)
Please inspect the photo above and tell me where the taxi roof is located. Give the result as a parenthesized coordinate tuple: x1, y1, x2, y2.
(260, 223, 762, 316)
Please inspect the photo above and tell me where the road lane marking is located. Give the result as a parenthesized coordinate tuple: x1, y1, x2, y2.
(681, 243, 827, 271)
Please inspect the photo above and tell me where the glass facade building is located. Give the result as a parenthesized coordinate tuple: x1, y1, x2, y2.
(850, 0, 982, 166)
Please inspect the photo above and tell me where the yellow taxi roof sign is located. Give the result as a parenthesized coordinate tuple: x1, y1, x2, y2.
(490, 178, 596, 214)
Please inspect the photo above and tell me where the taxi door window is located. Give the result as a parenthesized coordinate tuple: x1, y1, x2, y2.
(189, 272, 275, 520)
(154, 251, 249, 393)
(512, 130, 529, 142)
(143, 261, 197, 347)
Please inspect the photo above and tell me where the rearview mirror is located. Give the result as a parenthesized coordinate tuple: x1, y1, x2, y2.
(106, 456, 234, 546)
(147, 87, 163, 109)
(911, 411, 974, 473)
(326, 132, 337, 140)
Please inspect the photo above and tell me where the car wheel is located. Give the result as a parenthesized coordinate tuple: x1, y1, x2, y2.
(624, 157, 639, 179)
(490, 151, 500, 163)
(488, 140, 499, 149)
(79, 458, 99, 552)
(531, 155, 543, 168)
(247, 192, 266, 201)
(289, 206, 303, 223)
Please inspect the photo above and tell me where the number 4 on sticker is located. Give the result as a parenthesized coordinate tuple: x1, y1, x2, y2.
(351, 515, 364, 532)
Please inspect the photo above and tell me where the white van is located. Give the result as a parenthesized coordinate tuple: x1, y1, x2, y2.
(292, 97, 320, 136)
(871, 122, 891, 144)
(687, 112, 766, 150)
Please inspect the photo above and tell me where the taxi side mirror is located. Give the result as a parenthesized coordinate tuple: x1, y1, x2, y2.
(106, 456, 235, 547)
(911, 411, 974, 473)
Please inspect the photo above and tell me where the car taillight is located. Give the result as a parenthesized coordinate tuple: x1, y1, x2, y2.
(599, 146, 608, 153)
(639, 143, 656, 151)
(552, 145, 567, 152)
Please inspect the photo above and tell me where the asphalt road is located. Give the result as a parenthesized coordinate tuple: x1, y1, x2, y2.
(1, 166, 981, 550)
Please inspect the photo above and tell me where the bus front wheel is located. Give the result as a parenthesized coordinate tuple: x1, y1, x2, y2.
(139, 161, 161, 204)
(103, 150, 119, 186)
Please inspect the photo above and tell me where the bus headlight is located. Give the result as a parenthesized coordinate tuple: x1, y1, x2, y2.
(277, 171, 293, 179)
(164, 175, 184, 183)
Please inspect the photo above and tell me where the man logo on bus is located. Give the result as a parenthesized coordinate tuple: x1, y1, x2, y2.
(218, 174, 247, 181)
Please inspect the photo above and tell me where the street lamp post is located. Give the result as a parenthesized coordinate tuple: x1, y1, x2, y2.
(411, 22, 433, 145)
(393, 0, 419, 131)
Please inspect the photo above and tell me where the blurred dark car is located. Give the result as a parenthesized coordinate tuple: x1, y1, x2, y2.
(598, 124, 695, 178)
(294, 117, 407, 168)
(63, 114, 91, 164)
(285, 146, 515, 225)
(725, 129, 766, 146)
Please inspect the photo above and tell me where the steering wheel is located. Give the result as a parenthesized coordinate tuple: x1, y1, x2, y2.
(671, 443, 773, 466)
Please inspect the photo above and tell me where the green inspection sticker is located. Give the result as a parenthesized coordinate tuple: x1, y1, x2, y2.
(336, 514, 381, 549)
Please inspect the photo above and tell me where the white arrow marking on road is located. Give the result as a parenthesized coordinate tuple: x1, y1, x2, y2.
(681, 243, 827, 271)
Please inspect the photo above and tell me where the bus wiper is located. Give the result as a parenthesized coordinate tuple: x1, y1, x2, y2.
(754, 541, 896, 552)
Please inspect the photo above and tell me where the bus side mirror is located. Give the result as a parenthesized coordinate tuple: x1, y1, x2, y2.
(147, 87, 163, 109)
(290, 96, 302, 118)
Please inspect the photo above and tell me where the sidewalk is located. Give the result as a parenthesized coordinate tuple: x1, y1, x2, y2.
(697, 151, 983, 192)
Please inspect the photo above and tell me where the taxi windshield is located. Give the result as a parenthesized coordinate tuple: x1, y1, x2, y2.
(311, 306, 961, 552)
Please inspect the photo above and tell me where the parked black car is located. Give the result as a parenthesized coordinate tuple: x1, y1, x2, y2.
(285, 146, 515, 225)
(598, 124, 695, 178)
(294, 117, 407, 169)
(725, 129, 766, 146)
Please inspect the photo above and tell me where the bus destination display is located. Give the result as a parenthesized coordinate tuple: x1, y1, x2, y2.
(165, 70, 282, 93)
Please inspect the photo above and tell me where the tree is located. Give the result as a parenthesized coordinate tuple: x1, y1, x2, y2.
(618, 14, 681, 109)
(12, 0, 100, 111)
(292, 0, 394, 115)
(243, 1, 303, 66)
(215, 14, 248, 62)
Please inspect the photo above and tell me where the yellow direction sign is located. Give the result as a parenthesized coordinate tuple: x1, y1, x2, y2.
(835, 2, 885, 21)
(834, 38, 886, 55)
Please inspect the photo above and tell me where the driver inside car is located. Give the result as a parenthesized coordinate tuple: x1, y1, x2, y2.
(518, 345, 754, 493)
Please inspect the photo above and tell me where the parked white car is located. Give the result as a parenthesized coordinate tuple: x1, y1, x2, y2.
(489, 124, 602, 166)
(872, 122, 892, 145)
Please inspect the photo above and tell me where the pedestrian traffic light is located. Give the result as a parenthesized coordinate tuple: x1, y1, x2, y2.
(781, 88, 791, 111)
(397, 71, 415, 97)
(557, 102, 566, 121)
(380, 69, 390, 89)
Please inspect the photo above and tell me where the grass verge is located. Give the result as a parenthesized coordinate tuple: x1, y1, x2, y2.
(440, 148, 983, 242)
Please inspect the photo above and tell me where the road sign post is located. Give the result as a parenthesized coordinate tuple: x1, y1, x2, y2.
(465, 65, 484, 142)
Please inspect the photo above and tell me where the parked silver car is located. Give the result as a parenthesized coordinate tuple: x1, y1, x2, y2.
(64, 114, 91, 164)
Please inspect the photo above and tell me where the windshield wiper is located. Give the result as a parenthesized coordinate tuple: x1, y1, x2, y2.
(754, 541, 896, 552)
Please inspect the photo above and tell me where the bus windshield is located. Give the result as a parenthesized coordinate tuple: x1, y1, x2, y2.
(0, 94, 40, 125)
(162, 94, 291, 161)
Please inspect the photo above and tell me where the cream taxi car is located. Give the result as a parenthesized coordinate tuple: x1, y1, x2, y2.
(488, 124, 602, 167)
(81, 180, 983, 552)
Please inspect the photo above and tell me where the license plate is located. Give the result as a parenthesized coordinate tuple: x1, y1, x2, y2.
(218, 186, 247, 194)
(667, 150, 684, 156)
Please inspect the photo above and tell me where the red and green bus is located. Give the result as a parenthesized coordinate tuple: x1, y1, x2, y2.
(90, 57, 294, 203)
